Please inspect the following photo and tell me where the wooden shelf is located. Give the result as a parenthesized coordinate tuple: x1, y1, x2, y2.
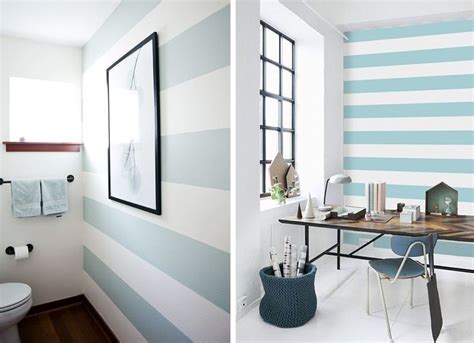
(3, 142, 82, 152)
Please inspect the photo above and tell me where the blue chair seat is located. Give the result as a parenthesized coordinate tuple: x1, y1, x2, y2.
(369, 258, 425, 279)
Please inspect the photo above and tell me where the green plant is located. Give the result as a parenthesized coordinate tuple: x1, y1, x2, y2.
(271, 177, 286, 204)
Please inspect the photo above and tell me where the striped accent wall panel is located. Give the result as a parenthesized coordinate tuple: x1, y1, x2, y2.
(81, 1, 230, 341)
(343, 19, 474, 257)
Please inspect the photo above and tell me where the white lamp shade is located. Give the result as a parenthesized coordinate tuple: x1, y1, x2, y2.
(329, 174, 352, 184)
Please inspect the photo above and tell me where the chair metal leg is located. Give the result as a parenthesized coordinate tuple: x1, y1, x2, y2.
(409, 278, 414, 309)
(377, 273, 394, 343)
(366, 266, 370, 315)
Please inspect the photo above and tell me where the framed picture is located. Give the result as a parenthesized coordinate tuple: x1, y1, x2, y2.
(107, 32, 161, 215)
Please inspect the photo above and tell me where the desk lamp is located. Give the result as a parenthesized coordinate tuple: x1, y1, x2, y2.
(319, 174, 352, 211)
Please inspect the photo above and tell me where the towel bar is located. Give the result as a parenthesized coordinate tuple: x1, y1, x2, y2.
(0, 175, 74, 186)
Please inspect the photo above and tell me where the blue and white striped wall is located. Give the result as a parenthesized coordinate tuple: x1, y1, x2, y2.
(343, 19, 474, 257)
(81, 1, 230, 341)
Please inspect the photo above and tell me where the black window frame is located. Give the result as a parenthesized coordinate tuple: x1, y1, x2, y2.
(260, 21, 295, 197)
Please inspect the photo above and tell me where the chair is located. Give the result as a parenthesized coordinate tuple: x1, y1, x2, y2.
(366, 234, 438, 342)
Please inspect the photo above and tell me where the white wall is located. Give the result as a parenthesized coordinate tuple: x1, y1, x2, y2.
(0, 36, 83, 305)
(235, 0, 262, 318)
(236, 0, 344, 319)
(81, 1, 230, 341)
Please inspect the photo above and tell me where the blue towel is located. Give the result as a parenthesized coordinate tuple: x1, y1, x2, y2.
(11, 180, 41, 218)
(41, 178, 69, 215)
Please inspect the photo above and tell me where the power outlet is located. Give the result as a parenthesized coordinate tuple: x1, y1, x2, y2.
(237, 296, 247, 312)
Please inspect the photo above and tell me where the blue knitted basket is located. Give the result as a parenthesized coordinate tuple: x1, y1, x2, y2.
(259, 263, 317, 328)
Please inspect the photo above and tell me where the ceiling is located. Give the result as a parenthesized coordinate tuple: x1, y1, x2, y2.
(0, 0, 121, 47)
(305, 0, 474, 31)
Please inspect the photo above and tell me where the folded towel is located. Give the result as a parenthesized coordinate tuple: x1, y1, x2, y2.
(41, 178, 69, 215)
(11, 180, 41, 218)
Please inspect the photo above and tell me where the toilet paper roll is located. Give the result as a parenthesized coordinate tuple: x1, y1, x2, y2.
(14, 246, 29, 260)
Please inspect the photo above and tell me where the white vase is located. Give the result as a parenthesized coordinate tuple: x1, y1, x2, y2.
(304, 193, 315, 219)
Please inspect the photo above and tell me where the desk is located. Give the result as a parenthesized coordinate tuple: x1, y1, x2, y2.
(279, 210, 474, 274)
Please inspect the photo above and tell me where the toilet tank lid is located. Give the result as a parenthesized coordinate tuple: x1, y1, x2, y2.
(0, 283, 32, 310)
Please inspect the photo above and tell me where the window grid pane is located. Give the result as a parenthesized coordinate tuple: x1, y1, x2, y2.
(260, 21, 295, 196)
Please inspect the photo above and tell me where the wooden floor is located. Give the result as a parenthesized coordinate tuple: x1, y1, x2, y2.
(18, 303, 114, 343)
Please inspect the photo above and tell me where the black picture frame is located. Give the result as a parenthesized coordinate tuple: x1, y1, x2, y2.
(106, 32, 161, 215)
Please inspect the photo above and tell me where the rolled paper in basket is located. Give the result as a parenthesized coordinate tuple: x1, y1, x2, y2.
(283, 236, 291, 277)
(296, 245, 308, 276)
(269, 247, 282, 277)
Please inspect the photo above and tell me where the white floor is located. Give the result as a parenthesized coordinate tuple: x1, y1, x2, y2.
(237, 248, 474, 342)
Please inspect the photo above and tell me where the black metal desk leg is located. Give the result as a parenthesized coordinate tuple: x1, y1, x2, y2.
(305, 225, 309, 264)
(337, 229, 341, 270)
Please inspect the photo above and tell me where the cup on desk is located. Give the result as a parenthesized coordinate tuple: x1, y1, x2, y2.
(397, 203, 405, 212)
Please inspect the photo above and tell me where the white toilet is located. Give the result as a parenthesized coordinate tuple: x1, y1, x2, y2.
(0, 283, 32, 343)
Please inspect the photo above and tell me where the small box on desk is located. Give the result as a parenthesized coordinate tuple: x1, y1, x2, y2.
(400, 212, 413, 224)
(403, 205, 420, 221)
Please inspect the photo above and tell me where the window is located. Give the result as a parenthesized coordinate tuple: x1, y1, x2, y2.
(260, 21, 295, 196)
(9, 77, 81, 143)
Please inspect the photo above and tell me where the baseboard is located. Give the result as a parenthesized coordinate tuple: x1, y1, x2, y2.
(82, 294, 119, 343)
(27, 294, 84, 316)
(26, 294, 118, 343)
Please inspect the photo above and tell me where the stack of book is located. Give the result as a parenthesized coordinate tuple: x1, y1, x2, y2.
(365, 182, 386, 214)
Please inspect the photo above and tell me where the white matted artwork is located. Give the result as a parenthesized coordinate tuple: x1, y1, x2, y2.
(107, 32, 161, 215)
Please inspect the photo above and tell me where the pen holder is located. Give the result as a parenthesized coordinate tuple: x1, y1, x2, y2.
(259, 263, 317, 328)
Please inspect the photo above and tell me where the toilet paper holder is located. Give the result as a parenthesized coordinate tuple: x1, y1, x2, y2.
(5, 244, 33, 255)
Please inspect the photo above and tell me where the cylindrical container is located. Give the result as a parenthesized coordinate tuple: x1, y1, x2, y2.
(259, 263, 317, 328)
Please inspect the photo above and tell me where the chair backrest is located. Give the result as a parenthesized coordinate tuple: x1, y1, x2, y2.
(391, 234, 438, 257)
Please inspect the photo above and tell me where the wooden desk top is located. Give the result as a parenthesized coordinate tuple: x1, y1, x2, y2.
(279, 210, 474, 243)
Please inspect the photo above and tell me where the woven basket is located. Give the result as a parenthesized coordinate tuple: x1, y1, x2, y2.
(259, 263, 317, 328)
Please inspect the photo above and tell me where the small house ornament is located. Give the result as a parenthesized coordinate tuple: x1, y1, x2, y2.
(425, 182, 458, 216)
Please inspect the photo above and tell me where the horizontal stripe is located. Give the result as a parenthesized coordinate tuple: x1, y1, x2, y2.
(83, 247, 191, 342)
(344, 117, 473, 131)
(344, 46, 474, 69)
(344, 31, 474, 56)
(83, 0, 161, 69)
(82, 145, 107, 174)
(344, 144, 474, 159)
(344, 157, 473, 173)
(344, 74, 474, 93)
(343, 195, 474, 216)
(84, 224, 229, 341)
(152, 0, 229, 49)
(344, 131, 474, 145)
(344, 102, 474, 118)
(84, 129, 230, 191)
(83, 197, 230, 312)
(344, 89, 474, 106)
(83, 172, 230, 253)
(343, 169, 474, 189)
(83, 272, 147, 343)
(162, 129, 230, 190)
(161, 66, 230, 135)
(344, 20, 474, 42)
(342, 232, 474, 257)
(160, 5, 229, 90)
(344, 60, 474, 81)
(344, 183, 473, 202)
(83, 0, 228, 73)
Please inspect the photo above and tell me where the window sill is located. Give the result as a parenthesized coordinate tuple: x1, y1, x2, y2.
(3, 142, 82, 152)
(260, 195, 307, 213)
